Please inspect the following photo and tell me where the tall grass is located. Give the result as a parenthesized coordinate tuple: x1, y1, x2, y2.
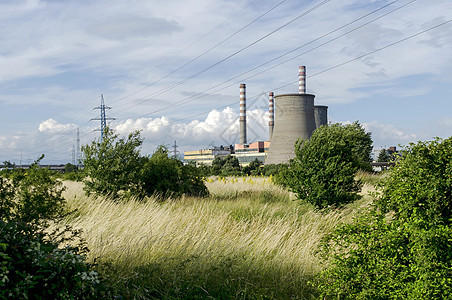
(62, 176, 374, 299)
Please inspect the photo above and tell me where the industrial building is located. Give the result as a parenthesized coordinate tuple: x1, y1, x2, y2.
(234, 141, 270, 165)
(184, 65, 328, 166)
(265, 66, 328, 164)
(184, 147, 232, 166)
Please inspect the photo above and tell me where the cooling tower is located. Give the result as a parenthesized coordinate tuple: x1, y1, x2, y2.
(239, 84, 247, 145)
(265, 93, 316, 165)
(314, 105, 328, 128)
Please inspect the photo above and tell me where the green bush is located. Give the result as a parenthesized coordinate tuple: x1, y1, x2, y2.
(277, 122, 372, 209)
(82, 129, 143, 198)
(139, 146, 208, 198)
(0, 158, 66, 225)
(82, 128, 208, 199)
(0, 157, 113, 299)
(316, 137, 452, 299)
(0, 221, 111, 299)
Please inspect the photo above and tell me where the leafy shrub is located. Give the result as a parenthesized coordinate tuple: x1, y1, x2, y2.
(0, 157, 113, 299)
(82, 128, 208, 199)
(82, 129, 143, 198)
(0, 158, 66, 225)
(316, 137, 452, 299)
(277, 122, 372, 209)
(0, 221, 111, 299)
(139, 146, 208, 198)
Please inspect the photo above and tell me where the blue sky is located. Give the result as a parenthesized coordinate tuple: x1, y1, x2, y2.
(0, 0, 451, 164)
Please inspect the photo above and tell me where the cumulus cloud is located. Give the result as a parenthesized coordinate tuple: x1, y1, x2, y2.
(38, 119, 76, 132)
(113, 107, 269, 149)
(363, 120, 417, 142)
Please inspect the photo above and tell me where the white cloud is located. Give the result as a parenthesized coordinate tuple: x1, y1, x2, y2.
(38, 119, 76, 133)
(440, 118, 452, 127)
(113, 107, 269, 150)
(363, 120, 417, 142)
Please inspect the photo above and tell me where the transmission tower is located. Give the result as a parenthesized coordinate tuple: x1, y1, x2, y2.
(91, 94, 115, 141)
(172, 140, 179, 158)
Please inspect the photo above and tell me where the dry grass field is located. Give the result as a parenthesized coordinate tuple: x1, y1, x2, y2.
(62, 175, 378, 299)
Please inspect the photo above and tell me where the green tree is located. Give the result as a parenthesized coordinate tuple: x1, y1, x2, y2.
(138, 146, 208, 198)
(317, 137, 452, 299)
(64, 163, 78, 173)
(211, 156, 225, 175)
(377, 148, 391, 162)
(82, 128, 143, 198)
(243, 158, 262, 175)
(221, 155, 241, 174)
(277, 122, 372, 209)
(82, 129, 208, 199)
(0, 155, 66, 225)
(2, 160, 15, 169)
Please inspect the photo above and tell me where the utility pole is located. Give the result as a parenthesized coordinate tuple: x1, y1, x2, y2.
(91, 94, 115, 141)
(172, 140, 179, 158)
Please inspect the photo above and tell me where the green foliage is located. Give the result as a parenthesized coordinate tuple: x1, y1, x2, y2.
(82, 128, 143, 198)
(211, 155, 241, 176)
(64, 163, 78, 173)
(316, 137, 452, 299)
(278, 122, 373, 209)
(0, 156, 112, 298)
(0, 221, 111, 299)
(82, 129, 208, 199)
(377, 148, 391, 162)
(1, 161, 15, 169)
(242, 158, 262, 175)
(139, 145, 208, 198)
(0, 157, 66, 225)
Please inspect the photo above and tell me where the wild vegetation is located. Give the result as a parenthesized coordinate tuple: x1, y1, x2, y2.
(317, 137, 452, 299)
(0, 157, 111, 299)
(62, 176, 377, 299)
(1, 125, 451, 299)
(277, 122, 373, 209)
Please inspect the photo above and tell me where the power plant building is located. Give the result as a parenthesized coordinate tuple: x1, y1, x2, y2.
(265, 66, 327, 165)
(234, 141, 270, 166)
(184, 148, 231, 166)
(184, 65, 328, 167)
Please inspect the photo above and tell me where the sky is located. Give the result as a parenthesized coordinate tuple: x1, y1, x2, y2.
(0, 0, 451, 164)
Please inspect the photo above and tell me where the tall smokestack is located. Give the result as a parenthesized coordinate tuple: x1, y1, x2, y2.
(269, 92, 274, 141)
(299, 65, 306, 94)
(239, 83, 247, 145)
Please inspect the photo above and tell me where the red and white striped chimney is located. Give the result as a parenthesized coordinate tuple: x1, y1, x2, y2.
(299, 65, 306, 94)
(269, 92, 274, 141)
(239, 84, 247, 145)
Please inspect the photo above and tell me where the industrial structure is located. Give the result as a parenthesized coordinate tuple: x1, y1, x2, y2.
(183, 65, 328, 166)
(265, 66, 328, 164)
(184, 147, 232, 166)
(234, 141, 270, 165)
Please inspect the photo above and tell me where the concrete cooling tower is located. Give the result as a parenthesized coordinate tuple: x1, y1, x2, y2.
(265, 66, 327, 165)
(314, 105, 328, 128)
(265, 93, 316, 164)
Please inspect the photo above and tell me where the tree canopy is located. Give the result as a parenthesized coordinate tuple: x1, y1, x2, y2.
(317, 137, 452, 298)
(82, 128, 208, 199)
(276, 122, 373, 209)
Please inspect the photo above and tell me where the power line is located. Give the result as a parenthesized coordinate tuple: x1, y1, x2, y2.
(124, 0, 412, 119)
(22, 14, 451, 161)
(109, 0, 283, 107)
(112, 0, 332, 115)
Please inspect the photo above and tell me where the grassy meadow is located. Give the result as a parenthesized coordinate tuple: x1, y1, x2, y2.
(61, 175, 379, 299)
